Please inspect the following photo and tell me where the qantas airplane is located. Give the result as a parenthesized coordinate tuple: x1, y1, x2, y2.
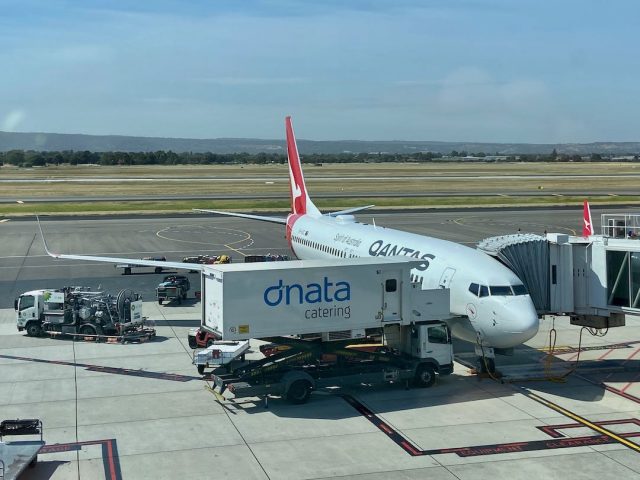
(196, 117, 540, 371)
(39, 117, 539, 372)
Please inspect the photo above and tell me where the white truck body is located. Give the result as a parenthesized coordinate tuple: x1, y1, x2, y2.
(200, 257, 451, 341)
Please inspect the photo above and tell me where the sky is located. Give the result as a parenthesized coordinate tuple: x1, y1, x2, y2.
(0, 0, 638, 143)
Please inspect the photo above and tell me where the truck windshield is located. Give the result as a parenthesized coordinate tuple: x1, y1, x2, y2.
(19, 295, 35, 311)
(428, 325, 449, 344)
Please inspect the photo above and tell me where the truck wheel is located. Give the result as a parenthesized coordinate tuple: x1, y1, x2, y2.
(79, 325, 96, 336)
(286, 379, 312, 404)
(26, 322, 42, 337)
(158, 299, 162, 305)
(124, 267, 131, 275)
(155, 267, 162, 274)
(197, 365, 205, 375)
(414, 364, 436, 388)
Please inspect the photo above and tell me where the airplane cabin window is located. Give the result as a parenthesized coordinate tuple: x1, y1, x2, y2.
(490, 286, 513, 296)
(512, 284, 528, 295)
(468, 283, 479, 296)
(479, 285, 489, 297)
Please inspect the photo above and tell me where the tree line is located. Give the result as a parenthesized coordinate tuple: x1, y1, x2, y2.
(0, 149, 637, 167)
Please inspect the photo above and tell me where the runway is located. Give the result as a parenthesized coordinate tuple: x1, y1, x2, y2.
(2, 207, 640, 479)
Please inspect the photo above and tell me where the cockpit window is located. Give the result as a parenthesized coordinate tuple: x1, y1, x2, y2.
(468, 283, 479, 296)
(490, 286, 514, 296)
(479, 285, 489, 297)
(512, 284, 528, 295)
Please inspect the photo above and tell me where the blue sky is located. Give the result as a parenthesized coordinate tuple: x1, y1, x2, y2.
(0, 0, 638, 142)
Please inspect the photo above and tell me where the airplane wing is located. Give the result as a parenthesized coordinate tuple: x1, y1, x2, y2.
(193, 209, 287, 225)
(37, 217, 205, 272)
(325, 205, 375, 217)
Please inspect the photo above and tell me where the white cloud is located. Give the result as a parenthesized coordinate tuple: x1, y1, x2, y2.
(2, 109, 26, 131)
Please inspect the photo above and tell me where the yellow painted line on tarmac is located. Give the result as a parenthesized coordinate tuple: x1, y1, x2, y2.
(524, 388, 640, 453)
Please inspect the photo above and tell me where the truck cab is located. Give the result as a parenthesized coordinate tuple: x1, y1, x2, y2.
(15, 290, 47, 336)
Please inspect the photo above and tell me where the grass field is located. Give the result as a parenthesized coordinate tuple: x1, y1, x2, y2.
(1, 162, 639, 215)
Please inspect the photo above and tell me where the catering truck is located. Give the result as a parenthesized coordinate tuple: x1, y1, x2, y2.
(15, 286, 147, 339)
(192, 257, 454, 403)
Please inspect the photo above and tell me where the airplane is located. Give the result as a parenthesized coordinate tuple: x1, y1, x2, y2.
(196, 117, 540, 372)
(39, 117, 539, 373)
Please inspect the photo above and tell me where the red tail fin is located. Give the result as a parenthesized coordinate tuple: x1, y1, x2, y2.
(285, 116, 320, 217)
(582, 200, 593, 236)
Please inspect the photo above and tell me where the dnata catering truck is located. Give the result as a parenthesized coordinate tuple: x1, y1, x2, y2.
(15, 287, 144, 338)
(192, 257, 454, 403)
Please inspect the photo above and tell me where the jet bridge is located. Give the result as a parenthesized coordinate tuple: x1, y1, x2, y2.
(477, 214, 640, 329)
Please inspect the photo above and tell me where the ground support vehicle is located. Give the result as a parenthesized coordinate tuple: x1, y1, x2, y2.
(187, 327, 222, 348)
(156, 275, 190, 305)
(209, 322, 454, 404)
(0, 419, 45, 480)
(183, 255, 231, 272)
(192, 340, 250, 374)
(116, 256, 167, 275)
(193, 257, 453, 403)
(244, 254, 289, 263)
(16, 287, 146, 339)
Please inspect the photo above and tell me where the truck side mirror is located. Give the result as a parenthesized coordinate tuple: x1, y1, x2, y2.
(14, 298, 18, 310)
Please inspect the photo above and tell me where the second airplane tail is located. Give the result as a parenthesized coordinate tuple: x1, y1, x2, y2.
(583, 200, 594, 236)
(286, 116, 321, 217)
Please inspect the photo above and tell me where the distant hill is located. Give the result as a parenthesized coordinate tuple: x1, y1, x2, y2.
(1, 130, 639, 155)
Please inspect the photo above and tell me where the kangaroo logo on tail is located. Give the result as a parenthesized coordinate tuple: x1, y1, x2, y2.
(582, 200, 593, 236)
(285, 116, 321, 217)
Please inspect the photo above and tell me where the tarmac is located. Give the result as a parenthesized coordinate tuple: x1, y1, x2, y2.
(2, 210, 640, 479)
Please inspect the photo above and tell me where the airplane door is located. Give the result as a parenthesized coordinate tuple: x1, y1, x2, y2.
(382, 273, 402, 322)
(439, 267, 456, 289)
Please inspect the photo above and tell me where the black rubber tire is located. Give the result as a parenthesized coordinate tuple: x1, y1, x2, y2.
(79, 325, 96, 336)
(158, 299, 162, 305)
(197, 365, 205, 375)
(414, 364, 436, 388)
(155, 267, 163, 274)
(206, 338, 215, 348)
(124, 267, 131, 275)
(26, 322, 42, 337)
(286, 379, 312, 404)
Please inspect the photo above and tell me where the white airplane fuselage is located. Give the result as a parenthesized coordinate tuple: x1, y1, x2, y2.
(287, 213, 539, 349)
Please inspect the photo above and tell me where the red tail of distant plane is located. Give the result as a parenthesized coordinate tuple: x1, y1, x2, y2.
(582, 200, 593, 236)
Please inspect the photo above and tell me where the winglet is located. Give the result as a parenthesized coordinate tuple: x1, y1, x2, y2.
(582, 200, 593, 236)
(36, 215, 60, 258)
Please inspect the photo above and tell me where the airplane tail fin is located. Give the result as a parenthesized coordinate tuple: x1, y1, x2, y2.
(286, 116, 321, 217)
(582, 200, 594, 236)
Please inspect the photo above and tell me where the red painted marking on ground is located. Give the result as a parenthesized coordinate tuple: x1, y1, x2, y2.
(379, 423, 393, 434)
(597, 349, 615, 360)
(107, 440, 117, 480)
(624, 347, 640, 363)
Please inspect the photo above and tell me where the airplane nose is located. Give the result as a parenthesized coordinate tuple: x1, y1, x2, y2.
(500, 297, 539, 346)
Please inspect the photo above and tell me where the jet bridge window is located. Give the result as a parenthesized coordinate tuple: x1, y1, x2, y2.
(490, 286, 514, 296)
